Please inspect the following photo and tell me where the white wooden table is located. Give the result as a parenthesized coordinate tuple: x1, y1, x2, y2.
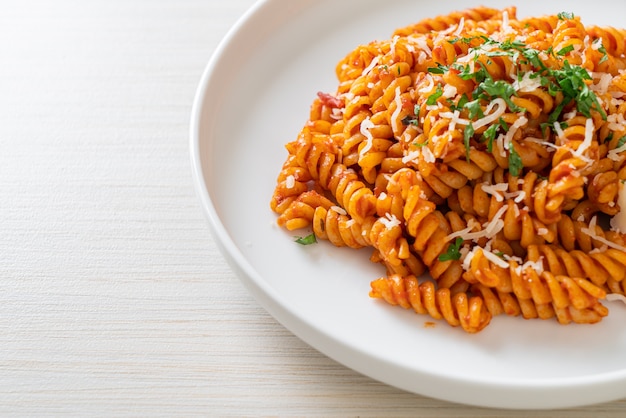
(1, 0, 625, 416)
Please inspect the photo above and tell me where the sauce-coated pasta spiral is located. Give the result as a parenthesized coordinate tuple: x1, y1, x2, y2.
(270, 6, 626, 332)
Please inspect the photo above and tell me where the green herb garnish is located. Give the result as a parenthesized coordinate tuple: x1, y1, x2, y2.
(295, 233, 317, 245)
(426, 85, 444, 105)
(547, 60, 606, 122)
(481, 118, 508, 153)
(474, 78, 523, 112)
(465, 99, 484, 119)
(427, 64, 447, 74)
(438, 237, 464, 261)
(595, 40, 609, 64)
(557, 45, 575, 56)
(463, 123, 475, 162)
(451, 94, 470, 111)
(508, 143, 523, 177)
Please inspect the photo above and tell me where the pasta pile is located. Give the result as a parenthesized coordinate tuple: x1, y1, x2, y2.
(270, 6, 626, 333)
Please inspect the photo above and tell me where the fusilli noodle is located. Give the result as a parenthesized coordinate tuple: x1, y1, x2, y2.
(270, 7, 626, 333)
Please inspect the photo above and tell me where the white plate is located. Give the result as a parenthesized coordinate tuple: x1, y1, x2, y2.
(191, 0, 626, 409)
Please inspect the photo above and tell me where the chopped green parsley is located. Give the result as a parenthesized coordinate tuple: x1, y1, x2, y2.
(294, 233, 317, 245)
(438, 237, 464, 261)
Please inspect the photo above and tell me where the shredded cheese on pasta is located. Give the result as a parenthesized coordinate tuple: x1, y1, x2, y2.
(583, 216, 626, 252)
(359, 117, 375, 158)
(380, 213, 401, 229)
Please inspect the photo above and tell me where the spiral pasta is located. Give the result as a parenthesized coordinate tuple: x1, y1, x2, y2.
(270, 7, 626, 332)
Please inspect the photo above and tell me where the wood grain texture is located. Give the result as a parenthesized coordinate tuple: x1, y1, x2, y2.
(0, 0, 625, 416)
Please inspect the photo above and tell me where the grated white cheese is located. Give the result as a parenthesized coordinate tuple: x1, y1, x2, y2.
(456, 52, 477, 73)
(402, 149, 422, 164)
(439, 109, 469, 133)
(446, 205, 508, 242)
(418, 74, 435, 94)
(341, 92, 355, 101)
(359, 117, 375, 158)
(495, 133, 508, 158)
(481, 182, 508, 202)
(390, 35, 400, 57)
(553, 121, 566, 142)
(608, 141, 626, 161)
(494, 115, 527, 158)
(513, 257, 545, 275)
(513, 72, 542, 93)
(590, 244, 609, 254)
(462, 247, 477, 271)
(421, 144, 436, 163)
(433, 20, 463, 43)
(504, 115, 528, 147)
(483, 249, 510, 268)
(583, 215, 626, 252)
(510, 190, 526, 203)
(417, 51, 428, 65)
(380, 213, 402, 229)
(409, 35, 432, 58)
(390, 86, 403, 133)
(330, 205, 347, 216)
(611, 92, 626, 100)
(285, 175, 295, 189)
(591, 37, 604, 51)
(501, 10, 511, 33)
(448, 219, 479, 243)
(524, 137, 559, 152)
(572, 118, 595, 158)
(483, 204, 508, 238)
(459, 245, 470, 261)
(562, 110, 577, 120)
(330, 107, 343, 120)
(461, 245, 509, 271)
(471, 98, 507, 130)
(591, 72, 613, 96)
(453, 17, 465, 37)
(361, 56, 380, 76)
(442, 84, 458, 99)
(606, 112, 626, 131)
